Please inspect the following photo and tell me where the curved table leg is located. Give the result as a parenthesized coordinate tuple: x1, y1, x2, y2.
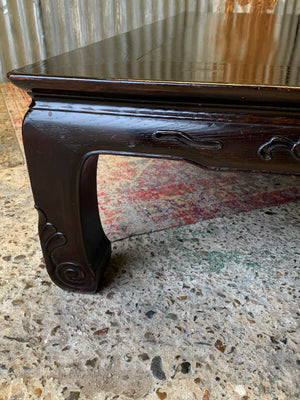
(23, 113, 111, 293)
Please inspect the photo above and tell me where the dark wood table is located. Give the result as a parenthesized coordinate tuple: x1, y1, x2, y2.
(8, 12, 300, 293)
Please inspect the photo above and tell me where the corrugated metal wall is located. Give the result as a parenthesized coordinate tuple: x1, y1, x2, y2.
(0, 0, 299, 81)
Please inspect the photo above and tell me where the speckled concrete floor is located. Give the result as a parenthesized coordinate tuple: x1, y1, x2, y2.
(0, 95, 300, 399)
(0, 163, 299, 400)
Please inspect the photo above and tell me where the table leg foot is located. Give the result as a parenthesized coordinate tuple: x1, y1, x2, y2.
(36, 204, 111, 293)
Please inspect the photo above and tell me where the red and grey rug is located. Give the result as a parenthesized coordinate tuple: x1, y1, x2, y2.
(2, 83, 300, 241)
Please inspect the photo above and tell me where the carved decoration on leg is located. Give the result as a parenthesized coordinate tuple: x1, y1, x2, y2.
(36, 206, 96, 291)
(23, 111, 111, 293)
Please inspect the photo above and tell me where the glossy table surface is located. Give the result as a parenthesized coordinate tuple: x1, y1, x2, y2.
(8, 11, 300, 105)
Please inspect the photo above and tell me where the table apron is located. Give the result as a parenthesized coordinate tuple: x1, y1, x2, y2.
(25, 105, 300, 174)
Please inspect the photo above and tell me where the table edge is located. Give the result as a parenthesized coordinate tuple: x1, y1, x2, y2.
(7, 73, 300, 107)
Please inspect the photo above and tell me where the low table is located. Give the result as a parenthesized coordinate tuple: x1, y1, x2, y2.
(8, 12, 300, 293)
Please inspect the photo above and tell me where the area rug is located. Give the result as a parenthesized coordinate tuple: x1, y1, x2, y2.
(0, 82, 31, 152)
(3, 82, 300, 241)
(0, 84, 23, 169)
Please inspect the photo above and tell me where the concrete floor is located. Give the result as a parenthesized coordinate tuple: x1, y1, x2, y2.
(0, 90, 299, 400)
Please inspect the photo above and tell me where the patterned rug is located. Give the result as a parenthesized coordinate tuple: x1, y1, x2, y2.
(0, 83, 31, 151)
(0, 84, 24, 169)
(3, 83, 300, 241)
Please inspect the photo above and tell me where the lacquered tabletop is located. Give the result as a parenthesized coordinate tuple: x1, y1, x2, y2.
(8, 12, 300, 104)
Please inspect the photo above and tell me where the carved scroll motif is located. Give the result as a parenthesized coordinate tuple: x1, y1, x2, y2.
(153, 130, 223, 151)
(258, 136, 300, 161)
(35, 206, 96, 292)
